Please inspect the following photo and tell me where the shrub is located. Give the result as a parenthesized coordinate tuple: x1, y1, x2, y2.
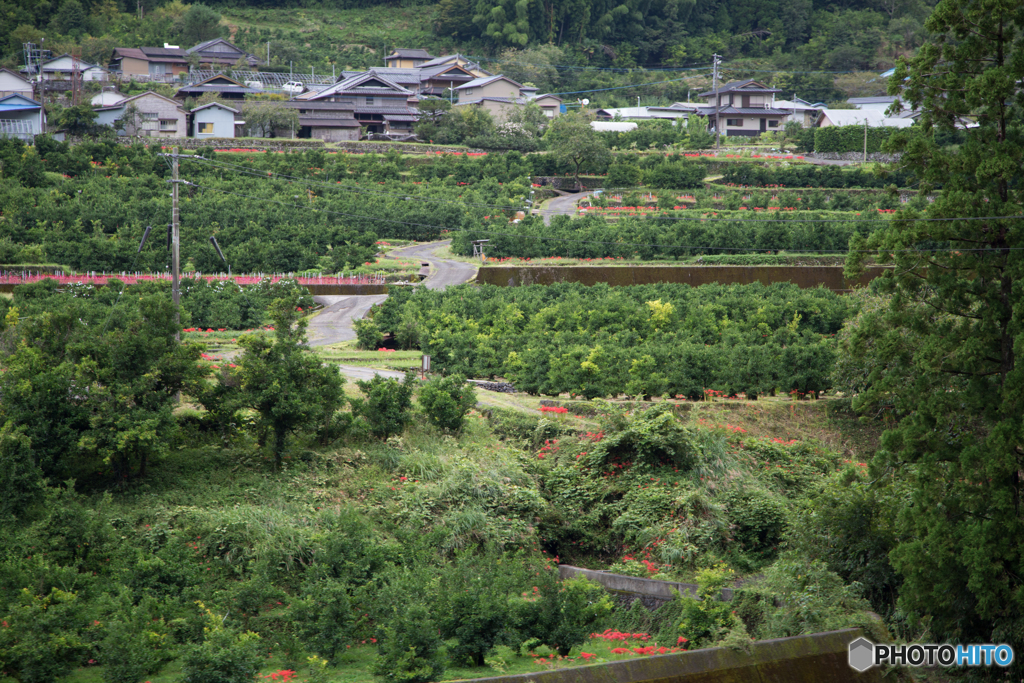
(0, 588, 88, 683)
(99, 602, 174, 683)
(370, 603, 446, 683)
(353, 317, 384, 350)
(544, 576, 614, 655)
(180, 609, 263, 683)
(290, 579, 353, 663)
(417, 374, 477, 433)
(814, 125, 895, 154)
(606, 163, 643, 187)
(355, 371, 416, 439)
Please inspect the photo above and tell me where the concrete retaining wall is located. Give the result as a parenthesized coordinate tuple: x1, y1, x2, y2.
(462, 628, 879, 683)
(559, 565, 734, 603)
(303, 283, 388, 295)
(476, 266, 888, 292)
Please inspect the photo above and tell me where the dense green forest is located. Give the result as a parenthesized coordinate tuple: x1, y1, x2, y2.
(1, 0, 930, 105)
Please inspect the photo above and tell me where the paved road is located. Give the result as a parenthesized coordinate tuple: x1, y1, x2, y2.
(307, 237, 480, 383)
(542, 191, 593, 225)
(386, 239, 478, 290)
(307, 294, 387, 347)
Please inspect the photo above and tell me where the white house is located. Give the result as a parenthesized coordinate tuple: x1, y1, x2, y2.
(0, 68, 33, 98)
(0, 94, 46, 141)
(773, 98, 820, 127)
(94, 91, 187, 137)
(816, 109, 914, 129)
(192, 101, 239, 138)
(34, 54, 110, 82)
(90, 90, 125, 106)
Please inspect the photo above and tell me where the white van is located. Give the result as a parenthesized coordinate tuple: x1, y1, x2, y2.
(244, 80, 264, 90)
(283, 81, 304, 95)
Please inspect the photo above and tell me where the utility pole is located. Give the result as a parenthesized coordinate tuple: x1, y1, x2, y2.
(171, 146, 181, 340)
(863, 117, 868, 162)
(712, 53, 722, 150)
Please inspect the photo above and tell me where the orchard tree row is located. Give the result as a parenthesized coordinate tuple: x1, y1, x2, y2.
(452, 211, 901, 260)
(367, 281, 853, 399)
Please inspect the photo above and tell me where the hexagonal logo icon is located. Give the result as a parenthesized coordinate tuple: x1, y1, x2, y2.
(848, 637, 875, 672)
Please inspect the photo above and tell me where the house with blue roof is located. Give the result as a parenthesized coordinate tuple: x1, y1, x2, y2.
(0, 94, 45, 141)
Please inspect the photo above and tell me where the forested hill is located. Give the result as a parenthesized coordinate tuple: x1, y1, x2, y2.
(2, 0, 932, 104)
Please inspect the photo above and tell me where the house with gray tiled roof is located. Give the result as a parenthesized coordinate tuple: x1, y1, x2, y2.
(384, 48, 434, 68)
(186, 38, 261, 69)
(297, 70, 419, 136)
(694, 79, 788, 136)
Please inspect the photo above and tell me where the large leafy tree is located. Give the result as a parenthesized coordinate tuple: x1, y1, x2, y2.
(846, 0, 1024, 660)
(0, 280, 205, 484)
(543, 112, 610, 190)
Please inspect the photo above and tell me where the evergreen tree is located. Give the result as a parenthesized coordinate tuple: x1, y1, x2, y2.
(846, 0, 1024, 664)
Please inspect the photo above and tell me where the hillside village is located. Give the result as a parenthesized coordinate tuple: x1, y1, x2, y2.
(1, 39, 920, 143)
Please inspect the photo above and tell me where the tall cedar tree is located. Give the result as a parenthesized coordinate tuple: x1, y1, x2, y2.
(845, 0, 1024, 661)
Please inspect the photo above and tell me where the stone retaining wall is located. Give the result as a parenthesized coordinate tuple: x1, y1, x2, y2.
(468, 380, 518, 393)
(477, 265, 889, 292)
(559, 565, 734, 603)
(462, 628, 879, 683)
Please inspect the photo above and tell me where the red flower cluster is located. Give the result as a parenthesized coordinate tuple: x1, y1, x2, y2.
(591, 629, 651, 642)
(539, 405, 568, 414)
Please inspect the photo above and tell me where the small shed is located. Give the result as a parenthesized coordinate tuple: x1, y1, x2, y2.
(192, 101, 240, 138)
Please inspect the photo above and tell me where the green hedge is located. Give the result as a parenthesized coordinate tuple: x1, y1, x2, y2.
(813, 125, 897, 154)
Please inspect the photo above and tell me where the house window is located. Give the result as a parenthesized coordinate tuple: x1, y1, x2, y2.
(148, 62, 166, 76)
(365, 96, 373, 105)
(544, 109, 554, 118)
(726, 118, 742, 127)
(142, 113, 158, 121)
(198, 122, 213, 134)
(159, 119, 176, 131)
(768, 120, 779, 128)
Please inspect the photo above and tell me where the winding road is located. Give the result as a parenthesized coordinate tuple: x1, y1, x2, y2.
(306, 239, 479, 380)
